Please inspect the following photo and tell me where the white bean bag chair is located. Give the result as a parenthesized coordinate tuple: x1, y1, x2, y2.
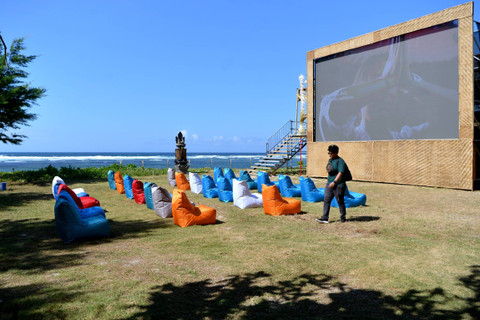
(52, 176, 65, 199)
(232, 179, 263, 209)
(167, 168, 176, 187)
(189, 172, 203, 194)
(151, 185, 173, 218)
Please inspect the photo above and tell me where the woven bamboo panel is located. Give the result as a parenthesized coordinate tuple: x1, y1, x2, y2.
(459, 16, 474, 139)
(308, 2, 473, 60)
(306, 3, 474, 190)
(307, 140, 472, 189)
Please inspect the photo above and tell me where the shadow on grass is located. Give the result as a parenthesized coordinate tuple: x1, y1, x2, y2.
(0, 281, 86, 319)
(348, 216, 380, 222)
(0, 191, 52, 212)
(125, 266, 480, 320)
(0, 217, 174, 275)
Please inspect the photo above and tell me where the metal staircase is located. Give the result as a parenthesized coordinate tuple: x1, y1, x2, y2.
(250, 120, 307, 174)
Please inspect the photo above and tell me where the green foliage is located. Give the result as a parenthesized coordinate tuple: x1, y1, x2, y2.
(0, 37, 46, 144)
(0, 164, 211, 183)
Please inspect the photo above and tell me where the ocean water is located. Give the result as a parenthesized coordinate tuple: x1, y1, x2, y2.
(0, 152, 306, 172)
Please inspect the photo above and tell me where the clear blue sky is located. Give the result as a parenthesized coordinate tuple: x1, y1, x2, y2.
(0, 0, 475, 153)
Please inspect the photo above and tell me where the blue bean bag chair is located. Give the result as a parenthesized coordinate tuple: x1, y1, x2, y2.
(239, 170, 257, 190)
(224, 168, 237, 184)
(332, 186, 367, 208)
(257, 171, 278, 193)
(144, 182, 155, 210)
(107, 170, 116, 190)
(278, 175, 302, 197)
(54, 191, 110, 244)
(217, 177, 234, 203)
(214, 167, 224, 183)
(123, 175, 134, 199)
(202, 175, 219, 198)
(299, 177, 325, 202)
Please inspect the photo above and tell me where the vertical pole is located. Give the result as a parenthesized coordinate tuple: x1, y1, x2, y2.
(167, 159, 169, 168)
(211, 158, 213, 169)
(142, 160, 145, 168)
(299, 145, 303, 176)
(230, 158, 232, 168)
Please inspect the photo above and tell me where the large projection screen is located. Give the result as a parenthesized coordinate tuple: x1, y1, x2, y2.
(315, 21, 459, 142)
(306, 2, 474, 190)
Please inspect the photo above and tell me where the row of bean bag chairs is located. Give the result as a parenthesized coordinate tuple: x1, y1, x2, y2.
(52, 176, 100, 208)
(172, 189, 216, 227)
(52, 176, 88, 199)
(54, 190, 110, 244)
(109, 171, 174, 218)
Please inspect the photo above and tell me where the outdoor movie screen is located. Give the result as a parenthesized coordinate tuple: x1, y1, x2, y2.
(314, 20, 459, 142)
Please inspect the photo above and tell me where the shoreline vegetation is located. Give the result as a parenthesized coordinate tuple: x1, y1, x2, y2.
(0, 164, 307, 183)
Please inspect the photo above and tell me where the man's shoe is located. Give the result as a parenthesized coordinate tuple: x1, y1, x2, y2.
(340, 219, 346, 223)
(316, 218, 329, 224)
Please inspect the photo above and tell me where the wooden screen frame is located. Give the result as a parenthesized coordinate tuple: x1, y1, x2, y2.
(306, 2, 474, 190)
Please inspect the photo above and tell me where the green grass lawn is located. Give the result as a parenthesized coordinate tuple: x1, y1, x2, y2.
(0, 173, 479, 319)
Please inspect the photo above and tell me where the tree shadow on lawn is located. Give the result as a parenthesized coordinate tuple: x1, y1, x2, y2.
(125, 266, 480, 320)
(0, 217, 174, 275)
(0, 281, 87, 320)
(0, 191, 52, 212)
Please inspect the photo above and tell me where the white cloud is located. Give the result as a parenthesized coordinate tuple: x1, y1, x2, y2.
(191, 133, 199, 141)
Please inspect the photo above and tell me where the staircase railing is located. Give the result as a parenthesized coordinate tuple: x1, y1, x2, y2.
(266, 120, 295, 154)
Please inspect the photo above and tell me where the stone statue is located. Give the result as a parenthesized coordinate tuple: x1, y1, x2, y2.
(174, 132, 189, 174)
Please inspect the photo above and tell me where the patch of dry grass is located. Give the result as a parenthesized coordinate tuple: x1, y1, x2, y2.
(0, 173, 479, 319)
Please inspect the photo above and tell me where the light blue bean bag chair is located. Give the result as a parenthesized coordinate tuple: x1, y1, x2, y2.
(202, 175, 219, 198)
(144, 182, 155, 210)
(54, 191, 110, 244)
(217, 177, 234, 203)
(257, 171, 278, 193)
(239, 170, 257, 190)
(224, 168, 237, 184)
(214, 167, 225, 183)
(123, 175, 134, 199)
(332, 186, 367, 208)
(299, 176, 325, 202)
(107, 170, 116, 190)
(278, 175, 302, 197)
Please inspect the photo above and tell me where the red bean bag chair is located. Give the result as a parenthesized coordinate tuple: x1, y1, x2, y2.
(57, 184, 100, 209)
(114, 172, 125, 194)
(175, 172, 191, 191)
(132, 179, 146, 204)
(261, 184, 301, 216)
(172, 189, 216, 227)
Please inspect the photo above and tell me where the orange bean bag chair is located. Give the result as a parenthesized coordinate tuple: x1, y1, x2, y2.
(132, 179, 146, 204)
(262, 184, 301, 216)
(114, 172, 125, 194)
(175, 172, 191, 191)
(171, 189, 216, 227)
